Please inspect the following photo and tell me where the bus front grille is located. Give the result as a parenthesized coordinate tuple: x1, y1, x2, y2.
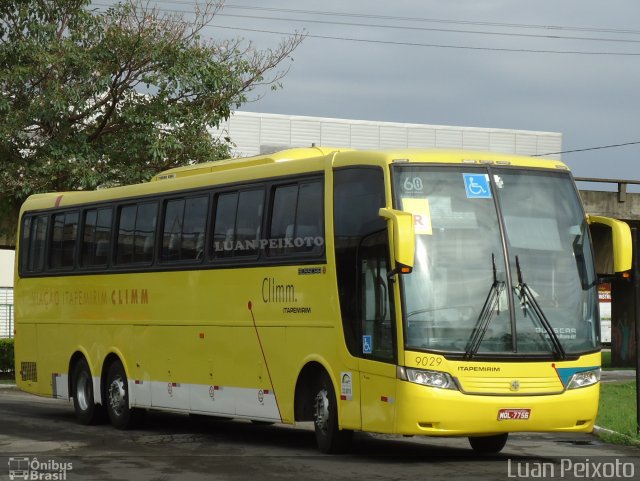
(458, 375, 564, 395)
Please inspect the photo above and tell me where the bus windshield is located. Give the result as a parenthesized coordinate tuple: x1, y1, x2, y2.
(394, 165, 598, 357)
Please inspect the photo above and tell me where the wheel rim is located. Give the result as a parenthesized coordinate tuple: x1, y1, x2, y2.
(108, 376, 126, 417)
(314, 387, 330, 434)
(76, 372, 91, 411)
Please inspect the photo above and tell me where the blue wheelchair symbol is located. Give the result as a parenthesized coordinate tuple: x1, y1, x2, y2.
(362, 335, 373, 354)
(463, 173, 492, 199)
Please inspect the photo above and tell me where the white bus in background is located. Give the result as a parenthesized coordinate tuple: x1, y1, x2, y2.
(0, 249, 15, 338)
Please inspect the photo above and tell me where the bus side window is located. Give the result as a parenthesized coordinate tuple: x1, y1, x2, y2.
(269, 184, 298, 256)
(212, 192, 238, 259)
(295, 181, 323, 253)
(116, 202, 158, 265)
(212, 189, 263, 260)
(268, 179, 323, 257)
(162, 196, 209, 262)
(236, 189, 263, 257)
(116, 205, 137, 264)
(135, 203, 157, 263)
(182, 196, 208, 260)
(20, 214, 48, 274)
(81, 207, 112, 267)
(162, 199, 185, 262)
(50, 211, 79, 270)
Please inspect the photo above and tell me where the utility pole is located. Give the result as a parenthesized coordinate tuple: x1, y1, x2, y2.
(633, 228, 640, 434)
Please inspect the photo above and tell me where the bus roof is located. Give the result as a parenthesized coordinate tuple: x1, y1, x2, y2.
(149, 146, 352, 181)
(329, 149, 568, 171)
(20, 147, 570, 212)
(151, 147, 568, 181)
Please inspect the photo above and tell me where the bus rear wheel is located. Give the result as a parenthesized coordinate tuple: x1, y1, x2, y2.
(313, 372, 353, 453)
(71, 358, 105, 425)
(468, 433, 509, 453)
(105, 360, 144, 429)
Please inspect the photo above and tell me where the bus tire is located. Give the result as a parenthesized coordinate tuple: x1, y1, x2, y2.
(468, 433, 508, 453)
(313, 372, 353, 453)
(71, 358, 106, 425)
(105, 360, 144, 430)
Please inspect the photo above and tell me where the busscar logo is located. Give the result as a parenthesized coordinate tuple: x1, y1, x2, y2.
(8, 457, 73, 480)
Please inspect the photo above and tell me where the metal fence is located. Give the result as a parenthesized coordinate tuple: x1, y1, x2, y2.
(0, 288, 14, 338)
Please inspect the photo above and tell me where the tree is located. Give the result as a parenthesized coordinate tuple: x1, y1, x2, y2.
(0, 0, 304, 244)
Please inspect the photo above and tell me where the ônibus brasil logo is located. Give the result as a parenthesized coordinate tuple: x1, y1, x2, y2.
(8, 457, 73, 480)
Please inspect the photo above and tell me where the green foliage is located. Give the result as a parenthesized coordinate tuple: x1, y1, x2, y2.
(0, 0, 304, 242)
(0, 338, 14, 374)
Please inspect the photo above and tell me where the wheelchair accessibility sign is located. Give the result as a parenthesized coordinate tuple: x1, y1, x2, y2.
(362, 335, 373, 354)
(463, 173, 492, 199)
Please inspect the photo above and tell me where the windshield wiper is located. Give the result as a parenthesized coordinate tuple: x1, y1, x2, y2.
(464, 254, 505, 360)
(514, 256, 567, 360)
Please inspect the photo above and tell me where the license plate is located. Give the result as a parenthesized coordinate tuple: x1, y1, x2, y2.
(497, 408, 531, 420)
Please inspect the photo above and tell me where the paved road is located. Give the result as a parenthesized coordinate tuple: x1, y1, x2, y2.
(601, 369, 637, 383)
(0, 387, 638, 481)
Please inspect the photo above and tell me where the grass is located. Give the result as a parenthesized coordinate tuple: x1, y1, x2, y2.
(596, 381, 640, 445)
(601, 349, 612, 369)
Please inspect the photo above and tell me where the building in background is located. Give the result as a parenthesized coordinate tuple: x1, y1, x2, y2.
(212, 111, 562, 159)
(0, 249, 14, 338)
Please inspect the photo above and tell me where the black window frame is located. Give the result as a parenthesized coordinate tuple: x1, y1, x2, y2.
(210, 186, 265, 262)
(48, 210, 80, 271)
(265, 176, 325, 260)
(209, 174, 326, 266)
(160, 194, 210, 264)
(333, 166, 393, 362)
(79, 206, 114, 269)
(19, 213, 49, 276)
(115, 201, 159, 267)
(17, 171, 327, 278)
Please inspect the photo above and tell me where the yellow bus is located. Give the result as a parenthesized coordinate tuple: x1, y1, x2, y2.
(14, 147, 631, 453)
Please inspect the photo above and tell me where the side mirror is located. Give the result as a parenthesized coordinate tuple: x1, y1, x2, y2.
(588, 215, 632, 273)
(378, 208, 415, 273)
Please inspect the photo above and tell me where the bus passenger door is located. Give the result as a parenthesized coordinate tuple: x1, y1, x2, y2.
(358, 232, 397, 433)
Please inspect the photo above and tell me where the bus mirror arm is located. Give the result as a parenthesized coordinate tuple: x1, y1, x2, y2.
(379, 208, 415, 276)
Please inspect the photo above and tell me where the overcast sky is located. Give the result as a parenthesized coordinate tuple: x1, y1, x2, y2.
(96, 1, 640, 184)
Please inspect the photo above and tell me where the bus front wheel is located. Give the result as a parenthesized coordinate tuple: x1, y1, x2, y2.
(105, 360, 144, 429)
(313, 372, 353, 453)
(468, 433, 509, 453)
(71, 358, 105, 425)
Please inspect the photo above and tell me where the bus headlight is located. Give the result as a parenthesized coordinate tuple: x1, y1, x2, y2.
(566, 369, 601, 390)
(398, 367, 458, 390)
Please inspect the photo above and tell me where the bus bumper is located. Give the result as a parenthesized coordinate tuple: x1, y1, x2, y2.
(394, 380, 599, 436)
